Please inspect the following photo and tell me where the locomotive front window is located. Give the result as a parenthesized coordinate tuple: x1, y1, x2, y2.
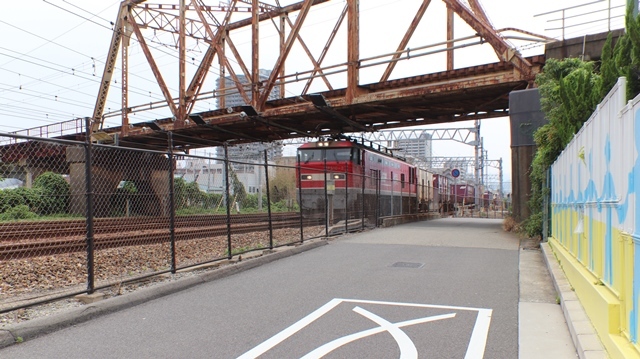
(299, 149, 323, 163)
(326, 149, 352, 162)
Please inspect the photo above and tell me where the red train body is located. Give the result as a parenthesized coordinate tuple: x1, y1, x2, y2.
(296, 138, 476, 220)
(296, 139, 417, 219)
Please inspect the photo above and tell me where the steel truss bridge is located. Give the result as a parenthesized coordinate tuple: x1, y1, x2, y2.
(4, 0, 549, 155)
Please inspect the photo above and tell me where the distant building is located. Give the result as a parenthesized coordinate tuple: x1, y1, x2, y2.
(216, 142, 283, 162)
(176, 157, 275, 195)
(395, 133, 432, 160)
(216, 69, 281, 109)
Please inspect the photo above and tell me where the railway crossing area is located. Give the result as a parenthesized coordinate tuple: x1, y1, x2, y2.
(0, 218, 577, 358)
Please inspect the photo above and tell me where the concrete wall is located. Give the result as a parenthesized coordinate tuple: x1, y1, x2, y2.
(545, 29, 624, 62)
(550, 77, 640, 358)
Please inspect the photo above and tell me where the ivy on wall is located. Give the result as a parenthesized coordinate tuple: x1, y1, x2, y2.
(524, 0, 640, 237)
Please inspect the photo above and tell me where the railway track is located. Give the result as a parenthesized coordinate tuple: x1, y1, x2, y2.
(0, 212, 317, 260)
(0, 212, 299, 241)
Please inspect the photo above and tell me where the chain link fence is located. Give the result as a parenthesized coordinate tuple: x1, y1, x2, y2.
(0, 131, 508, 314)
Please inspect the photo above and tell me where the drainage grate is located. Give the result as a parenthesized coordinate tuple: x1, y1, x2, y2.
(391, 262, 424, 269)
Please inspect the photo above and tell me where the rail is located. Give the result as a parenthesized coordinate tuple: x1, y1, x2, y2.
(535, 0, 626, 40)
(2, 118, 85, 145)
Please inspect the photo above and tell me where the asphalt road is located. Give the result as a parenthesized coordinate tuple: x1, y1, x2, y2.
(1, 218, 520, 358)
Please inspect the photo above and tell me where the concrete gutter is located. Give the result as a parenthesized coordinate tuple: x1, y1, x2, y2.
(541, 242, 608, 359)
(0, 239, 327, 349)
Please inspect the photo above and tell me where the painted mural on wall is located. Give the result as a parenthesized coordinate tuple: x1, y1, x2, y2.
(551, 77, 640, 343)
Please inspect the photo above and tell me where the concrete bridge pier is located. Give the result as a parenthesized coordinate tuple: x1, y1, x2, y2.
(66, 147, 171, 218)
(17, 158, 47, 188)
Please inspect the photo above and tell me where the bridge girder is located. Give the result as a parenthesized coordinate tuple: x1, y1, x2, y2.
(83, 0, 548, 149)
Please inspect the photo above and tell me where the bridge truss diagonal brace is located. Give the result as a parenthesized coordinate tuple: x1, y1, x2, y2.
(257, 0, 315, 108)
(442, 0, 533, 79)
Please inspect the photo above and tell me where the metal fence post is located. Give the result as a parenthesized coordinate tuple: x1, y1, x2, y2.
(543, 167, 551, 242)
(345, 171, 348, 234)
(224, 144, 232, 259)
(324, 158, 329, 237)
(361, 171, 365, 230)
(297, 153, 304, 243)
(168, 132, 176, 273)
(84, 117, 95, 294)
(263, 150, 273, 249)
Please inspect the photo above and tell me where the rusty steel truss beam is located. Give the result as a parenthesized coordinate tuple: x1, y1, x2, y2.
(88, 0, 543, 141)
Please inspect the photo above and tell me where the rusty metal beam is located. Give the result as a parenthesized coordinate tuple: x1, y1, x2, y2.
(302, 3, 346, 94)
(241, 106, 312, 137)
(443, 0, 532, 78)
(185, 0, 237, 115)
(91, 3, 128, 133)
(121, 19, 131, 137)
(130, 0, 329, 40)
(446, 6, 454, 71)
(380, 0, 431, 82)
(218, 34, 226, 109)
(279, 15, 285, 99)
(346, 0, 360, 104)
(467, 0, 491, 25)
(252, 0, 260, 108)
(129, 16, 178, 117)
(177, 0, 186, 127)
(257, 0, 314, 109)
(281, 14, 332, 91)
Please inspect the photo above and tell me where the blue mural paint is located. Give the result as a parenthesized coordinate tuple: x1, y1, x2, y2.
(589, 206, 594, 270)
(630, 109, 640, 343)
(551, 101, 640, 343)
(603, 136, 615, 286)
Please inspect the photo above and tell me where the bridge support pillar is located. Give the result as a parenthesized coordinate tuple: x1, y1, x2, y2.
(67, 147, 123, 217)
(66, 147, 171, 218)
(509, 88, 547, 222)
(18, 158, 47, 188)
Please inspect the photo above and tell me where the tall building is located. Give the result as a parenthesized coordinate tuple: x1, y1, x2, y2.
(395, 133, 433, 162)
(216, 69, 281, 109)
(215, 69, 283, 161)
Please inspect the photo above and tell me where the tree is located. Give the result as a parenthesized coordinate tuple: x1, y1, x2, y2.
(526, 59, 603, 237)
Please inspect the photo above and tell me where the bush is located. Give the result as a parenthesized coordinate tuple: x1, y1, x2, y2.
(202, 192, 223, 209)
(0, 189, 26, 213)
(0, 205, 38, 221)
(12, 187, 43, 212)
(33, 172, 69, 215)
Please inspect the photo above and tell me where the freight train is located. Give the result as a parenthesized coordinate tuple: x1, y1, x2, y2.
(296, 138, 476, 220)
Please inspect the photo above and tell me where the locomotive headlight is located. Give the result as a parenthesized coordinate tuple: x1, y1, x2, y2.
(333, 174, 345, 179)
(301, 175, 313, 180)
(318, 141, 329, 147)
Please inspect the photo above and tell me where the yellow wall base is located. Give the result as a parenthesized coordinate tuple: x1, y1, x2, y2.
(550, 237, 640, 359)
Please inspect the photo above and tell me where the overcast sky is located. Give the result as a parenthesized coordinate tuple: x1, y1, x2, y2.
(0, 0, 629, 191)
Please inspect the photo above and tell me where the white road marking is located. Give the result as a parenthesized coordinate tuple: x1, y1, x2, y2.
(464, 308, 493, 359)
(300, 309, 455, 359)
(237, 298, 492, 359)
(236, 298, 342, 359)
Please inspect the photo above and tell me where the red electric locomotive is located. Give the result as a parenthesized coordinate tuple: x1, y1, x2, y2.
(297, 138, 418, 221)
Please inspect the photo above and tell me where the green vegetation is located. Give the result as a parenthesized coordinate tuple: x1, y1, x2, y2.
(525, 1, 640, 237)
(0, 172, 70, 221)
(0, 163, 301, 221)
(0, 205, 38, 221)
(33, 171, 70, 215)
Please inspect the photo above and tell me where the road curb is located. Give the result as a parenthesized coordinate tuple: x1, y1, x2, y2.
(0, 239, 327, 349)
(540, 242, 608, 359)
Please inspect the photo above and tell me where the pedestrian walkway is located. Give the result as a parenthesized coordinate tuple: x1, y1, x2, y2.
(0, 218, 584, 358)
